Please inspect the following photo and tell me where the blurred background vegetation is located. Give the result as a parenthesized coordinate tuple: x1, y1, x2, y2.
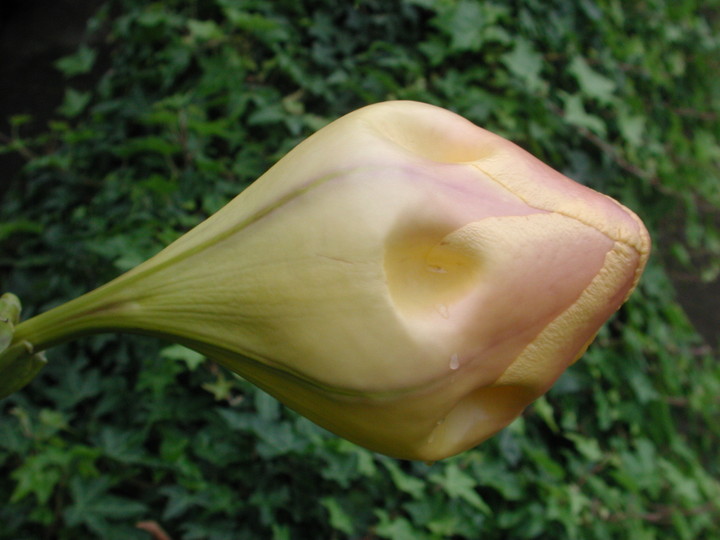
(1, 0, 719, 538)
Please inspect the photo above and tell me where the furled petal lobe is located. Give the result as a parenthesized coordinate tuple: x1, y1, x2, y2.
(52, 101, 651, 460)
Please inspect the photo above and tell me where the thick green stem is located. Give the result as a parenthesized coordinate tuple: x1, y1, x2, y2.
(1, 281, 152, 399)
(11, 292, 114, 353)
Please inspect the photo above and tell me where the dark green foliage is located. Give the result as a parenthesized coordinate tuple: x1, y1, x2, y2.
(1, 0, 719, 538)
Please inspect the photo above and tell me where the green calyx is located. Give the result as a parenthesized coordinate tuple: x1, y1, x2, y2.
(0, 293, 47, 399)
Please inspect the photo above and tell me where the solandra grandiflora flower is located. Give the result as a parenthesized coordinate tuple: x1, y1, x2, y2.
(9, 101, 650, 461)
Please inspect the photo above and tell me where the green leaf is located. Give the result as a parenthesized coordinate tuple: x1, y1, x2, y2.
(381, 459, 426, 499)
(271, 524, 291, 540)
(374, 510, 421, 540)
(617, 107, 646, 146)
(57, 88, 92, 118)
(64, 477, 147, 536)
(38, 408, 68, 433)
(569, 56, 616, 104)
(446, 1, 486, 51)
(565, 433, 604, 462)
(94, 427, 148, 464)
(11, 450, 68, 504)
(321, 497, 356, 536)
(430, 463, 491, 513)
(255, 389, 281, 422)
(255, 422, 305, 458)
(562, 93, 607, 136)
(531, 395, 559, 433)
(525, 444, 566, 481)
(9, 114, 32, 127)
(474, 457, 524, 500)
(201, 371, 236, 401)
(160, 344, 206, 371)
(503, 37, 544, 91)
(114, 136, 180, 157)
(55, 46, 97, 77)
(219, 5, 284, 38)
(186, 19, 224, 42)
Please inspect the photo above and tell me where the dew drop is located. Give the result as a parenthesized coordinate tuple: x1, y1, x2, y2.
(436, 303, 449, 318)
(449, 353, 460, 370)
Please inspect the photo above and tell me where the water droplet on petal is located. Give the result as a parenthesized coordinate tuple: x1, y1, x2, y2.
(449, 353, 460, 370)
(436, 303, 449, 318)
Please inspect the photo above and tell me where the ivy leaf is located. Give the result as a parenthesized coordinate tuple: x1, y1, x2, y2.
(565, 433, 604, 462)
(569, 56, 616, 104)
(563, 93, 607, 136)
(186, 19, 224, 42)
(160, 344, 206, 371)
(446, 1, 486, 51)
(430, 463, 491, 514)
(381, 459, 426, 499)
(0, 220, 43, 242)
(321, 497, 355, 536)
(57, 88, 92, 118)
(617, 106, 646, 146)
(10, 448, 70, 504)
(532, 395, 560, 433)
(374, 510, 418, 540)
(255, 389, 280, 422)
(503, 37, 544, 91)
(63, 477, 147, 537)
(55, 46, 97, 77)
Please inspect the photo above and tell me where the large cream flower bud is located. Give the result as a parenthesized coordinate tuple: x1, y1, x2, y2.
(11, 101, 650, 460)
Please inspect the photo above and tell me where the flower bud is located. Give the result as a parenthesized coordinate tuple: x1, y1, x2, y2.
(13, 101, 650, 460)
